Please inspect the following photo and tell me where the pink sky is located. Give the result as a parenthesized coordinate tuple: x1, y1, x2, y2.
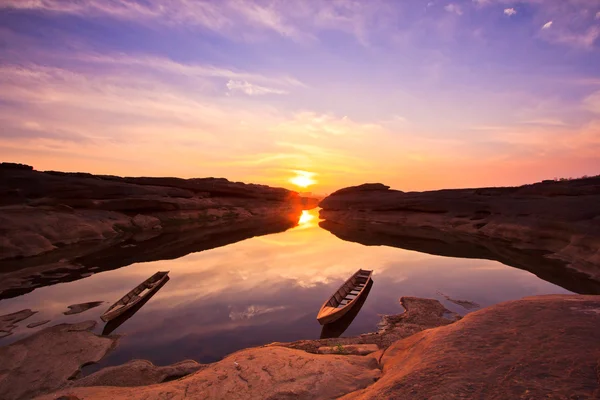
(1, 0, 599, 193)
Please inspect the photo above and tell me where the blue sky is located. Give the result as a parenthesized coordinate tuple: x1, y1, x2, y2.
(0, 0, 599, 192)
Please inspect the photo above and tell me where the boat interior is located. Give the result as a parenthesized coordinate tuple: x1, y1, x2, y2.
(328, 269, 372, 309)
(114, 275, 165, 308)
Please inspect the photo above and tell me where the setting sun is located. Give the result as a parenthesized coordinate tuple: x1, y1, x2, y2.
(289, 170, 317, 188)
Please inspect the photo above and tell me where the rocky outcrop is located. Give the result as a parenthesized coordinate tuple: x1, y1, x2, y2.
(71, 359, 206, 388)
(0, 164, 316, 299)
(319, 178, 600, 293)
(0, 321, 117, 400)
(24, 295, 600, 400)
(341, 295, 600, 399)
(38, 346, 382, 400)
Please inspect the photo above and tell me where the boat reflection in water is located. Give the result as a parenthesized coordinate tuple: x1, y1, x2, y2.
(320, 279, 374, 339)
(102, 276, 170, 336)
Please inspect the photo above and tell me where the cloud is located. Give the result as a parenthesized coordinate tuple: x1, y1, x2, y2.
(597, 11, 600, 20)
(583, 90, 600, 114)
(542, 21, 553, 29)
(503, 8, 517, 16)
(0, 0, 398, 46)
(550, 26, 600, 49)
(226, 80, 287, 96)
(71, 53, 305, 88)
(444, 4, 463, 15)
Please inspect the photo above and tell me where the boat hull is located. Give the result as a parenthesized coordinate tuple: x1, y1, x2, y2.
(100, 272, 169, 322)
(317, 269, 373, 325)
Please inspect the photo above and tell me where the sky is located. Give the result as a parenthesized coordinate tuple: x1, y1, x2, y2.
(0, 0, 599, 193)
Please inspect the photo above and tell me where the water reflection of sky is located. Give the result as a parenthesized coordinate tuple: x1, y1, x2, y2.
(0, 208, 571, 366)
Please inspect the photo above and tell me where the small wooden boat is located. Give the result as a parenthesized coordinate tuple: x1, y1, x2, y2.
(102, 275, 170, 335)
(320, 279, 373, 339)
(317, 269, 373, 325)
(101, 271, 169, 322)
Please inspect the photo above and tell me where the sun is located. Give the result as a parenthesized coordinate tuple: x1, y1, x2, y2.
(289, 170, 317, 188)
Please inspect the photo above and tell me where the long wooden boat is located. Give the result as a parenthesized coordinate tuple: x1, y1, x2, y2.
(320, 279, 373, 339)
(100, 271, 169, 322)
(102, 275, 170, 335)
(317, 269, 373, 325)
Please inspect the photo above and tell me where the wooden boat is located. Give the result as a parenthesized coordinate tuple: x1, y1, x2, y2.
(317, 269, 373, 325)
(100, 271, 169, 322)
(320, 279, 373, 339)
(102, 275, 170, 335)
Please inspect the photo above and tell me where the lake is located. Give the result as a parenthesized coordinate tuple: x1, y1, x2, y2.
(0, 207, 572, 369)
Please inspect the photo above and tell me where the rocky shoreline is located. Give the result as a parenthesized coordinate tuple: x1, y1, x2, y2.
(0, 295, 598, 399)
(1, 173, 599, 399)
(319, 178, 600, 294)
(0, 163, 317, 299)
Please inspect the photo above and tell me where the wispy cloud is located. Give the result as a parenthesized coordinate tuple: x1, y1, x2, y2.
(583, 90, 600, 114)
(226, 80, 287, 96)
(504, 8, 517, 16)
(444, 4, 463, 15)
(542, 21, 553, 30)
(0, 0, 396, 45)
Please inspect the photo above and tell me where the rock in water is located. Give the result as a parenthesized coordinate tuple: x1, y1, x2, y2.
(26, 320, 51, 328)
(0, 321, 116, 400)
(0, 309, 37, 337)
(64, 301, 104, 315)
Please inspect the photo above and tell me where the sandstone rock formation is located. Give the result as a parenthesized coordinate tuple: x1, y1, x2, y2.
(39, 346, 382, 400)
(71, 359, 206, 388)
(26, 295, 600, 400)
(340, 295, 600, 399)
(319, 178, 600, 294)
(0, 321, 117, 400)
(0, 164, 315, 299)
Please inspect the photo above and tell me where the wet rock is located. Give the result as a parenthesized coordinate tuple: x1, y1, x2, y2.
(64, 301, 104, 315)
(27, 320, 51, 328)
(40, 346, 381, 400)
(0, 309, 36, 337)
(0, 321, 117, 400)
(437, 291, 480, 310)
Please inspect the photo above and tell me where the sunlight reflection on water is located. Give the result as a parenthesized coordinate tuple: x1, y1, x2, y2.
(0, 207, 572, 367)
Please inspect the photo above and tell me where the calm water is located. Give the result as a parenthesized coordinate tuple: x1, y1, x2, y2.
(0, 208, 571, 368)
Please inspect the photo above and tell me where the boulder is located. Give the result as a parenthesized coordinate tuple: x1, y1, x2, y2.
(71, 359, 205, 388)
(39, 346, 381, 400)
(340, 295, 600, 400)
(0, 321, 117, 400)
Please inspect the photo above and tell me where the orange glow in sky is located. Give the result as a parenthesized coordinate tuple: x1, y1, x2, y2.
(289, 171, 317, 188)
(1, 1, 599, 194)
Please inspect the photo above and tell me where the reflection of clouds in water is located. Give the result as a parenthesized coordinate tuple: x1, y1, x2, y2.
(0, 203, 572, 358)
(228, 305, 287, 321)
